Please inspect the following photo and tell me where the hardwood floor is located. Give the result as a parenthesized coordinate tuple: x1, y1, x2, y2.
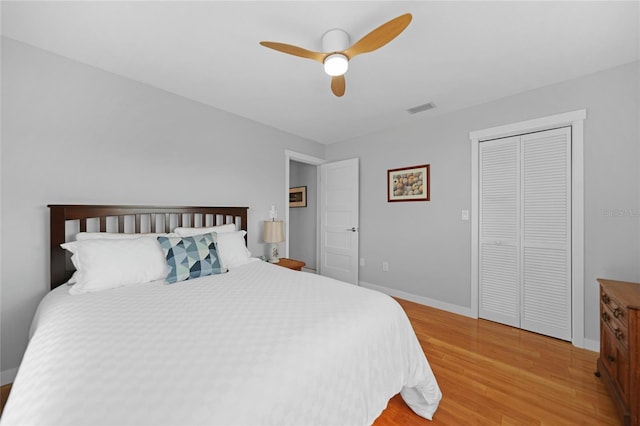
(0, 383, 10, 417)
(375, 298, 619, 425)
(0, 299, 619, 425)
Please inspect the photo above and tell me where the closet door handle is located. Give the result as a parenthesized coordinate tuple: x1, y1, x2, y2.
(345, 227, 358, 232)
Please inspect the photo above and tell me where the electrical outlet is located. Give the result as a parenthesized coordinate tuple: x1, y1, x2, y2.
(382, 261, 389, 272)
(461, 210, 470, 221)
(359, 258, 365, 267)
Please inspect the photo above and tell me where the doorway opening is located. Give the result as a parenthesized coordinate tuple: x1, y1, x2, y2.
(284, 150, 324, 273)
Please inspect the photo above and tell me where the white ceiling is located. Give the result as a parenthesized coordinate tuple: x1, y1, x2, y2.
(2, 1, 639, 145)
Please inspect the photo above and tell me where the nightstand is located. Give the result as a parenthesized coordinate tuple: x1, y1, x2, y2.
(275, 258, 306, 271)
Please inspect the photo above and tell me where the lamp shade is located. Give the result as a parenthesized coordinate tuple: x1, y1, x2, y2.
(263, 220, 284, 243)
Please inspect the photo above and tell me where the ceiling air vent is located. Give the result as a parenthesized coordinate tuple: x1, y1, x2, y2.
(406, 102, 436, 115)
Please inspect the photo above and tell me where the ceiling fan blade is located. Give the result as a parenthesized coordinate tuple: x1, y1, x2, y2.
(259, 41, 327, 63)
(343, 13, 412, 59)
(331, 75, 346, 97)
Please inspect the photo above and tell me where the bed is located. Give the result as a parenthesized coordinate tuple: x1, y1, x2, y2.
(1, 205, 441, 425)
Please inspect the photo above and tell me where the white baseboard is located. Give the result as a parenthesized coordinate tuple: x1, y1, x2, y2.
(359, 281, 476, 318)
(1, 368, 17, 386)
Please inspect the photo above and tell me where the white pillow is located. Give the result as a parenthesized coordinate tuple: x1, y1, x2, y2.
(61, 238, 169, 295)
(212, 231, 252, 269)
(67, 233, 175, 285)
(174, 223, 237, 237)
(76, 232, 178, 240)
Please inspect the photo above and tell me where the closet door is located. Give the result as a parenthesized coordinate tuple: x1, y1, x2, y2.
(478, 127, 571, 341)
(520, 127, 571, 340)
(479, 136, 520, 327)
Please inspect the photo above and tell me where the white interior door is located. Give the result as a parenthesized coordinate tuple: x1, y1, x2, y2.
(479, 136, 521, 328)
(319, 158, 359, 284)
(520, 127, 572, 340)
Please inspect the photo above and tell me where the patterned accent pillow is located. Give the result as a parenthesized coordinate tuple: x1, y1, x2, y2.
(157, 233, 226, 283)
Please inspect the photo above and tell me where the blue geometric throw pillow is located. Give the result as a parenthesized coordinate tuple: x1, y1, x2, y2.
(157, 233, 226, 284)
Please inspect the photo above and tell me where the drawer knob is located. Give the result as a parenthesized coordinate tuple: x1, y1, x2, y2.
(601, 293, 610, 304)
(613, 307, 623, 319)
(614, 328, 624, 341)
(607, 355, 616, 363)
(601, 312, 610, 322)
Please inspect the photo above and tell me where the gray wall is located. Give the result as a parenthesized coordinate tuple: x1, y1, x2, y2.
(325, 60, 640, 344)
(289, 160, 317, 270)
(0, 38, 324, 380)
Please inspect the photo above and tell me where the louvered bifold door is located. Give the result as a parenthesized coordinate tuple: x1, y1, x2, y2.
(479, 136, 520, 328)
(520, 127, 571, 340)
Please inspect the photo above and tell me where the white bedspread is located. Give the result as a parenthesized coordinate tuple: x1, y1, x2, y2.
(1, 261, 441, 425)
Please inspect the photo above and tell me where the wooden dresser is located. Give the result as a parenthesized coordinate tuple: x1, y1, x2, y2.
(596, 278, 640, 426)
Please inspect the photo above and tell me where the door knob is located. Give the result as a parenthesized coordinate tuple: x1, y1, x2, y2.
(346, 227, 359, 232)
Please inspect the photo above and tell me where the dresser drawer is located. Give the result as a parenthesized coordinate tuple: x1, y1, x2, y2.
(601, 319, 631, 405)
(601, 303, 629, 348)
(601, 288, 628, 327)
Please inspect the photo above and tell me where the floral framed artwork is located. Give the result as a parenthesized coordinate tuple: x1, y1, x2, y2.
(289, 186, 307, 208)
(387, 164, 430, 202)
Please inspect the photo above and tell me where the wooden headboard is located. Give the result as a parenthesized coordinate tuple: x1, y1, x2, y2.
(48, 205, 249, 290)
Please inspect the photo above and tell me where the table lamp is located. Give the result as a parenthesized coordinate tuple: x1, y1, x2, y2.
(263, 220, 284, 263)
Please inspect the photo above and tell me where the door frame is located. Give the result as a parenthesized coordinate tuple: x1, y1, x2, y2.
(284, 150, 325, 266)
(469, 109, 587, 348)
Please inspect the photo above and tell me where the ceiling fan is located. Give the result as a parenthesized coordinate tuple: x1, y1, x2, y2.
(259, 13, 412, 97)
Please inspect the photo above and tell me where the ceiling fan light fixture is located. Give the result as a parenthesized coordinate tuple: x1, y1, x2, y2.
(323, 53, 349, 76)
(260, 14, 412, 96)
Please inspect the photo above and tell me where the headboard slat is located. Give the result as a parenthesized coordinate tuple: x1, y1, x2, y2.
(48, 205, 249, 289)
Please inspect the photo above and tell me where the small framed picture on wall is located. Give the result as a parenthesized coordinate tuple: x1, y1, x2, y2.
(387, 164, 430, 202)
(289, 186, 307, 208)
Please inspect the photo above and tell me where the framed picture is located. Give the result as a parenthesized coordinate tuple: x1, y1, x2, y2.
(387, 164, 430, 202)
(289, 186, 307, 208)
